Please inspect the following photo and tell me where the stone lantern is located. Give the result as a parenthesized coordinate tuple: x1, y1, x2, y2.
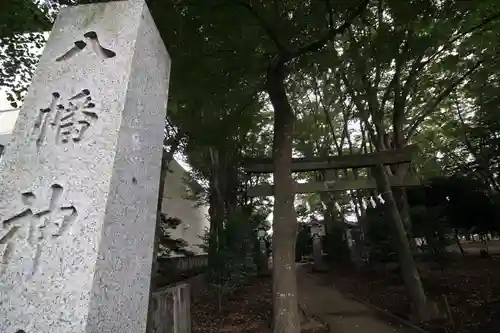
(309, 218, 327, 272)
(256, 226, 269, 274)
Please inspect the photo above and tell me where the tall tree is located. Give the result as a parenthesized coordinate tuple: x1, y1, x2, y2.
(325, 0, 500, 320)
(7, 0, 500, 327)
(154, 1, 370, 331)
(239, 2, 369, 331)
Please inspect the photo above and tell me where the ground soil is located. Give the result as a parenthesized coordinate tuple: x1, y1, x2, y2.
(331, 255, 500, 333)
(191, 276, 273, 333)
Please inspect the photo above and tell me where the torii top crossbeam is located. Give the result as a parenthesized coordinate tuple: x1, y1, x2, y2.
(242, 145, 418, 173)
(242, 145, 420, 197)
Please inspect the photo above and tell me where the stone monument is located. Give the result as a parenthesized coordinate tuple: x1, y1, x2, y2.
(310, 220, 327, 272)
(0, 1, 170, 332)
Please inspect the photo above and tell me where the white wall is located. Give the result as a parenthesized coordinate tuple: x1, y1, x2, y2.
(0, 109, 19, 148)
(161, 159, 209, 256)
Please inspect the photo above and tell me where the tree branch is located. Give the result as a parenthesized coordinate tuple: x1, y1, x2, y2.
(235, 0, 289, 55)
(454, 98, 477, 158)
(340, 102, 353, 154)
(374, 0, 383, 89)
(392, 49, 404, 147)
(380, 74, 396, 111)
(324, 0, 334, 30)
(313, 77, 342, 154)
(284, 0, 369, 62)
(454, 99, 500, 192)
(344, 27, 389, 143)
(273, 0, 281, 19)
(401, 9, 500, 98)
(400, 52, 426, 103)
(405, 58, 486, 139)
(340, 69, 381, 151)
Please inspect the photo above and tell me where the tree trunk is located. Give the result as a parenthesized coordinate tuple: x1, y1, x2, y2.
(355, 191, 370, 261)
(267, 60, 300, 333)
(224, 160, 239, 217)
(392, 163, 418, 253)
(350, 190, 365, 263)
(208, 163, 226, 268)
(207, 188, 220, 265)
(392, 186, 418, 253)
(454, 229, 465, 256)
(373, 164, 435, 322)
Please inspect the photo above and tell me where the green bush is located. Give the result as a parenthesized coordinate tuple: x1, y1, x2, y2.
(157, 214, 195, 258)
(204, 211, 258, 308)
(365, 207, 398, 263)
(324, 223, 351, 264)
(295, 223, 312, 262)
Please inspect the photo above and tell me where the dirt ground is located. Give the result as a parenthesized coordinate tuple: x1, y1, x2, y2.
(191, 276, 273, 333)
(298, 264, 415, 333)
(447, 240, 500, 256)
(331, 255, 500, 333)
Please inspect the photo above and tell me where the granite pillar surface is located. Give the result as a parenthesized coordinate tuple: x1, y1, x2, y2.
(0, 1, 170, 332)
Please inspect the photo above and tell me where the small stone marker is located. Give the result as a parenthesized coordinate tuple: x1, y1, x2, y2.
(0, 1, 170, 332)
(310, 221, 327, 272)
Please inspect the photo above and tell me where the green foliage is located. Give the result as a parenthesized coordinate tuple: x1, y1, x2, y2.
(157, 213, 194, 258)
(427, 177, 500, 233)
(4, 1, 500, 287)
(324, 223, 352, 264)
(365, 207, 397, 262)
(1, 0, 51, 37)
(408, 204, 451, 258)
(334, 0, 500, 150)
(368, 176, 500, 262)
(0, 0, 53, 106)
(197, 226, 210, 254)
(295, 222, 312, 261)
(205, 211, 258, 305)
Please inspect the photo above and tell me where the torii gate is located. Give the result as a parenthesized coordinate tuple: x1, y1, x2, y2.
(243, 145, 420, 271)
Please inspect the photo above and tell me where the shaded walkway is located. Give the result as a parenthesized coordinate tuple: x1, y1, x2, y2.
(297, 264, 417, 333)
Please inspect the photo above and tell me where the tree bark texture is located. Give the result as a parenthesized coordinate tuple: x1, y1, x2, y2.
(208, 148, 227, 268)
(373, 164, 434, 321)
(392, 163, 418, 252)
(267, 60, 300, 333)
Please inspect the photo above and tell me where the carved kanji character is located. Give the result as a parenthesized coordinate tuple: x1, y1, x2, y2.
(0, 185, 78, 277)
(32, 90, 98, 146)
